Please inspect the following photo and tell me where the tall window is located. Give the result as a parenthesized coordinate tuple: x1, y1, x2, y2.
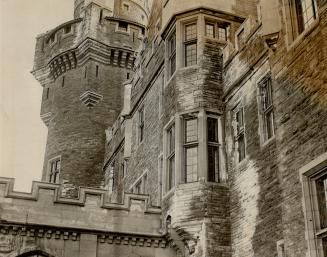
(207, 117, 220, 182)
(138, 106, 145, 143)
(168, 30, 176, 77)
(302, 160, 327, 257)
(295, 0, 317, 34)
(233, 107, 245, 162)
(205, 23, 215, 38)
(166, 124, 175, 192)
(49, 158, 60, 183)
(184, 118, 198, 182)
(184, 23, 197, 67)
(259, 75, 275, 141)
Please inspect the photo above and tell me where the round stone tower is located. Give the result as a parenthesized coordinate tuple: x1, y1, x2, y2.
(32, 0, 148, 197)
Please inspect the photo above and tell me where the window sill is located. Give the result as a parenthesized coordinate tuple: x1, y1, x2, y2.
(162, 187, 175, 200)
(260, 135, 276, 149)
(286, 19, 319, 51)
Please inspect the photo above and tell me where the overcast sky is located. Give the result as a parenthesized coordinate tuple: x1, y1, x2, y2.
(0, 0, 74, 191)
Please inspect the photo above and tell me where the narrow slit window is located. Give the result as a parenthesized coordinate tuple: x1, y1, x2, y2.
(207, 117, 220, 183)
(96, 65, 99, 77)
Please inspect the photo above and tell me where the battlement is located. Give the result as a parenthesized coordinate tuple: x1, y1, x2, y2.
(0, 177, 162, 236)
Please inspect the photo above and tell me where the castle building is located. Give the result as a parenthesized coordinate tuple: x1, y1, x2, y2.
(1, 0, 327, 256)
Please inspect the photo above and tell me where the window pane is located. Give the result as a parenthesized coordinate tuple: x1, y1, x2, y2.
(208, 146, 219, 182)
(168, 125, 175, 155)
(185, 118, 198, 143)
(218, 26, 227, 40)
(208, 117, 218, 143)
(236, 109, 244, 134)
(167, 155, 175, 191)
(205, 23, 215, 38)
(316, 174, 327, 229)
(238, 134, 245, 162)
(170, 52, 176, 76)
(185, 23, 197, 41)
(265, 110, 274, 140)
(169, 32, 176, 54)
(185, 147, 198, 182)
(260, 78, 272, 110)
(185, 43, 197, 66)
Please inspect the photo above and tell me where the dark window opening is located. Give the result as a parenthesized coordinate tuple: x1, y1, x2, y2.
(84, 66, 87, 78)
(96, 65, 99, 77)
(139, 106, 145, 143)
(127, 73, 130, 79)
(46, 88, 50, 99)
(62, 76, 65, 87)
(118, 21, 128, 32)
(207, 117, 220, 182)
(63, 26, 71, 34)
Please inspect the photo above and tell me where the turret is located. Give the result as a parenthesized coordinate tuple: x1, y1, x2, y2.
(32, 0, 148, 197)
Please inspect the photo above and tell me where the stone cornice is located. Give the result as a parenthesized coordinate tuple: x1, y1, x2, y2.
(32, 38, 137, 86)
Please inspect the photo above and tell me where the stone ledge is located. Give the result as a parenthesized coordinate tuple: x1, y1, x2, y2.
(0, 177, 161, 215)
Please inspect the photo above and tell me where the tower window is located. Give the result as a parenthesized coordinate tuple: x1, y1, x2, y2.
(62, 76, 65, 87)
(138, 106, 145, 143)
(84, 66, 87, 78)
(233, 107, 246, 162)
(184, 23, 197, 67)
(166, 124, 175, 192)
(167, 30, 176, 77)
(258, 75, 275, 142)
(46, 88, 50, 99)
(123, 3, 129, 11)
(96, 65, 99, 77)
(48, 158, 61, 183)
(63, 25, 71, 34)
(184, 117, 198, 183)
(207, 117, 220, 182)
(118, 21, 128, 32)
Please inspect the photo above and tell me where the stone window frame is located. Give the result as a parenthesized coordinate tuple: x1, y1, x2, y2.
(277, 239, 286, 257)
(61, 24, 74, 39)
(282, 0, 319, 48)
(300, 152, 327, 257)
(166, 27, 176, 79)
(207, 114, 221, 183)
(162, 117, 176, 197)
(138, 105, 145, 144)
(183, 114, 199, 183)
(115, 21, 131, 35)
(130, 170, 148, 194)
(204, 18, 230, 41)
(257, 72, 275, 145)
(182, 19, 198, 67)
(47, 156, 61, 184)
(232, 104, 246, 164)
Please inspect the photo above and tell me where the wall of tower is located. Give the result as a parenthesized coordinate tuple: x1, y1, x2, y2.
(33, 1, 145, 197)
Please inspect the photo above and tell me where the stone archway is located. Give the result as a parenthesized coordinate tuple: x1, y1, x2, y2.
(16, 250, 55, 257)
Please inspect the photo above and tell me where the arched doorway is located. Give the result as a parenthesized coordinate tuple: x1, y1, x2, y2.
(16, 250, 54, 257)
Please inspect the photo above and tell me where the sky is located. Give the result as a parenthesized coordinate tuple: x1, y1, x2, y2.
(0, 0, 74, 191)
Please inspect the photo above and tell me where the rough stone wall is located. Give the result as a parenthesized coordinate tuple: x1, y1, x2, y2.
(224, 2, 327, 257)
(270, 3, 327, 257)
